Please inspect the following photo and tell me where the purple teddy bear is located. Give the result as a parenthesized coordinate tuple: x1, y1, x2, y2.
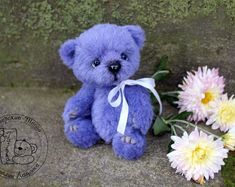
(59, 24, 153, 160)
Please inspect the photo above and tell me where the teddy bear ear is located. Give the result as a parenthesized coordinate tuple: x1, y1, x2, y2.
(30, 143, 37, 153)
(59, 39, 77, 69)
(123, 25, 145, 49)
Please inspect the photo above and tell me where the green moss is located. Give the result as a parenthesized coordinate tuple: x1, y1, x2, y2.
(222, 154, 235, 187)
(0, 1, 23, 40)
(23, 1, 56, 41)
(110, 0, 235, 29)
(0, 0, 105, 42)
(224, 0, 235, 19)
(1, 0, 235, 42)
(22, 0, 105, 41)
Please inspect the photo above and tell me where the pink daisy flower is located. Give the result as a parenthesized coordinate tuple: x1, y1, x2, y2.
(176, 66, 225, 122)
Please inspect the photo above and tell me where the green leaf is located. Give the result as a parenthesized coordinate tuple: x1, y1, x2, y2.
(159, 94, 178, 107)
(152, 70, 170, 81)
(153, 116, 171, 136)
(170, 111, 192, 120)
(158, 55, 169, 70)
(151, 55, 170, 81)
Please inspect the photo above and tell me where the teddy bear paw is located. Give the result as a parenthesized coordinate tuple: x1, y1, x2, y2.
(68, 108, 79, 119)
(112, 132, 146, 160)
(121, 135, 136, 144)
(64, 118, 100, 149)
(69, 125, 78, 132)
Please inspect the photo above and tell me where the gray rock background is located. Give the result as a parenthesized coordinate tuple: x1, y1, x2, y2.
(0, 0, 234, 92)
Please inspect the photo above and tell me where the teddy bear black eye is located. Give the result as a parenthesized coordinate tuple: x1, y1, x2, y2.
(92, 58, 100, 68)
(121, 53, 128, 61)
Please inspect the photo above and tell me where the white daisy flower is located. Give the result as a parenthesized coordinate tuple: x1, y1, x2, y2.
(207, 94, 235, 132)
(167, 128, 228, 184)
(222, 127, 235, 151)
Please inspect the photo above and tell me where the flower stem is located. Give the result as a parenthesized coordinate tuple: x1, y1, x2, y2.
(171, 125, 178, 136)
(152, 70, 170, 79)
(172, 124, 187, 133)
(167, 119, 220, 139)
(160, 91, 180, 96)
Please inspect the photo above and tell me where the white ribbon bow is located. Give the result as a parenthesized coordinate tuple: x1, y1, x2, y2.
(108, 78, 162, 135)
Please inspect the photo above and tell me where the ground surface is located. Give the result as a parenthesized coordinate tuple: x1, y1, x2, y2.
(0, 87, 225, 187)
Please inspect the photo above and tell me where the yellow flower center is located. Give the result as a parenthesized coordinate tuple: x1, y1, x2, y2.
(192, 146, 207, 163)
(222, 133, 235, 150)
(219, 102, 235, 124)
(185, 143, 213, 167)
(201, 91, 214, 105)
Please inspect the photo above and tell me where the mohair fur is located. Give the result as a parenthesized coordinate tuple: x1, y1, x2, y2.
(59, 24, 153, 160)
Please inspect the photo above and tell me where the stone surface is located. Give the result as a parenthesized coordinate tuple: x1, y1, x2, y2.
(0, 1, 233, 186)
(0, 1, 235, 93)
(0, 87, 224, 187)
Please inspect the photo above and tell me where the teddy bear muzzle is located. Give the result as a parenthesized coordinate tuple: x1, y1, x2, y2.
(108, 61, 121, 74)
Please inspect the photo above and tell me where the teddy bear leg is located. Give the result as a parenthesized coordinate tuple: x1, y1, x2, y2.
(64, 117, 100, 149)
(112, 128, 146, 160)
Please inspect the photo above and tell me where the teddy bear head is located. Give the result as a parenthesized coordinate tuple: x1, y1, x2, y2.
(14, 139, 37, 156)
(59, 24, 145, 86)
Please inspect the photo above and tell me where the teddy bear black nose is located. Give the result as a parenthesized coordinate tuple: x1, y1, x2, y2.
(108, 61, 121, 74)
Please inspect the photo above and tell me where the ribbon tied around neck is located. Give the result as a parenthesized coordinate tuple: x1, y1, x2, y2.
(108, 78, 162, 135)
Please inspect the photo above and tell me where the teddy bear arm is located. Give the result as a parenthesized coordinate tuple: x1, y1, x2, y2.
(63, 84, 95, 122)
(126, 86, 154, 135)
